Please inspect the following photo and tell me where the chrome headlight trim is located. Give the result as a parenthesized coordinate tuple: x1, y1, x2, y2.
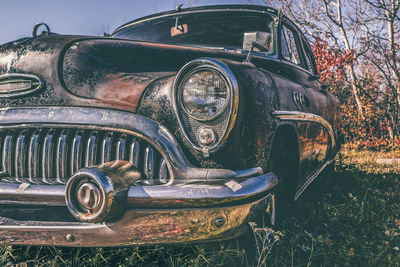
(173, 58, 239, 154)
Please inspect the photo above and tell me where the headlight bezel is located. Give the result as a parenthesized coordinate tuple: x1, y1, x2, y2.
(173, 58, 239, 155)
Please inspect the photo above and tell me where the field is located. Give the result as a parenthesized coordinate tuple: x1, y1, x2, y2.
(1, 149, 399, 266)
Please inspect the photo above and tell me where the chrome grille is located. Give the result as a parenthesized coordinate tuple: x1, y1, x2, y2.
(0, 127, 169, 185)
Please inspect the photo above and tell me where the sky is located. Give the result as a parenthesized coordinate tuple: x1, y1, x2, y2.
(0, 0, 265, 45)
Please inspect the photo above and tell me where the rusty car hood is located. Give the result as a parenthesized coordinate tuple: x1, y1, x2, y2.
(0, 34, 246, 112)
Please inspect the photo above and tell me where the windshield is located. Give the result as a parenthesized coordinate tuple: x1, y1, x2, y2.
(112, 11, 276, 54)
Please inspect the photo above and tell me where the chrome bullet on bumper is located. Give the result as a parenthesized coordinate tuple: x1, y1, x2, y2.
(0, 163, 277, 246)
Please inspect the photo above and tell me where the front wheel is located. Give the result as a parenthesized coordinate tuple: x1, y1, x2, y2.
(266, 133, 298, 226)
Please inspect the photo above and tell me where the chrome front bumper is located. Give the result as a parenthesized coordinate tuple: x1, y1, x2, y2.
(0, 107, 277, 246)
(0, 172, 277, 246)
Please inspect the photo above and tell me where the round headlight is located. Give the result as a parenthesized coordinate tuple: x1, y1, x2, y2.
(173, 58, 239, 154)
(179, 69, 229, 121)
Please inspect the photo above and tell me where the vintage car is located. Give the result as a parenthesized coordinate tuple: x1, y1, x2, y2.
(0, 5, 341, 246)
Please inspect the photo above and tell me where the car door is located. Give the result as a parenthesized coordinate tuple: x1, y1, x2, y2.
(274, 22, 309, 115)
(296, 34, 333, 194)
(275, 19, 331, 197)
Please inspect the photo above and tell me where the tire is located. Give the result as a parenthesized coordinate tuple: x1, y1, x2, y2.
(267, 133, 298, 227)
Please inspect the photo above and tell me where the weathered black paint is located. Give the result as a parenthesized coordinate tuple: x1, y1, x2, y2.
(0, 4, 341, 246)
(0, 27, 339, 184)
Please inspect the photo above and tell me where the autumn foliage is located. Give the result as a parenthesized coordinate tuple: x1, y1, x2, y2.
(313, 39, 397, 151)
(313, 39, 354, 86)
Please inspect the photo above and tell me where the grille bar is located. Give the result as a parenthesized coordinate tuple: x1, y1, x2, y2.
(42, 131, 54, 184)
(28, 131, 40, 183)
(71, 131, 82, 175)
(144, 146, 156, 180)
(0, 127, 170, 185)
(15, 132, 26, 181)
(56, 131, 68, 184)
(101, 134, 112, 164)
(85, 134, 97, 167)
(116, 135, 126, 161)
(129, 141, 140, 168)
(3, 134, 13, 178)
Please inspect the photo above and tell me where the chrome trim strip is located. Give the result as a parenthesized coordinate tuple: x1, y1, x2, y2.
(272, 110, 336, 149)
(294, 158, 333, 200)
(273, 110, 336, 200)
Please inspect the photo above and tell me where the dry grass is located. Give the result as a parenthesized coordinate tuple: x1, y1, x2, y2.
(1, 148, 399, 266)
(341, 145, 400, 174)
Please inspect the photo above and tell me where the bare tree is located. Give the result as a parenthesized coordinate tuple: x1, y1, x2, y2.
(322, 0, 365, 119)
(265, 0, 366, 119)
(357, 0, 400, 134)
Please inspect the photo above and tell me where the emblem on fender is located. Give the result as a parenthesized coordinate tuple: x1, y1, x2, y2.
(0, 73, 43, 98)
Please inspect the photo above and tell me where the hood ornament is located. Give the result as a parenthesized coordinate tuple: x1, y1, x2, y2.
(32, 22, 51, 37)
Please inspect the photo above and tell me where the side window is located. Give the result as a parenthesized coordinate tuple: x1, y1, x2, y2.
(281, 24, 301, 66)
(302, 37, 315, 73)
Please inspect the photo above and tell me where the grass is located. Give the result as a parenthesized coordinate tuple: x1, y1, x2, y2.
(1, 148, 400, 266)
(267, 148, 400, 266)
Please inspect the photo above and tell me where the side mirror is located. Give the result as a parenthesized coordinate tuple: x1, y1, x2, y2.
(243, 32, 272, 53)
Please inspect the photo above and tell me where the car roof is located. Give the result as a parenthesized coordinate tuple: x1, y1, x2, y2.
(112, 4, 279, 36)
